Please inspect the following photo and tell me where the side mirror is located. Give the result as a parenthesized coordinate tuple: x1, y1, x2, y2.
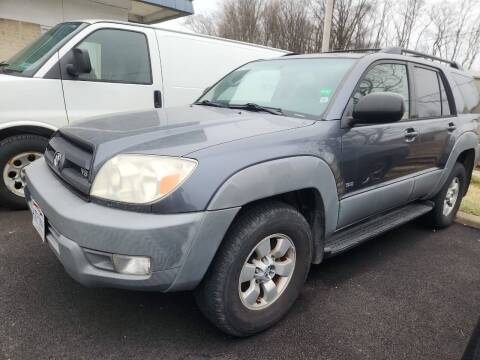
(66, 48, 92, 77)
(352, 92, 405, 125)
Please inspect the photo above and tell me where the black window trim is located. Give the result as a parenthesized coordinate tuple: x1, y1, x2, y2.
(48, 27, 154, 86)
(408, 62, 457, 120)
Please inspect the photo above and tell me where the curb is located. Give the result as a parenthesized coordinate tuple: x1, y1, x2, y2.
(456, 211, 480, 230)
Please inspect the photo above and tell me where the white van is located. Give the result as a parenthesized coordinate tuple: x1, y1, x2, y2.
(0, 20, 286, 209)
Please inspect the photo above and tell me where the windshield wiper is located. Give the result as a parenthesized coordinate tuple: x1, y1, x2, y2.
(0, 61, 9, 67)
(228, 103, 283, 116)
(194, 99, 226, 108)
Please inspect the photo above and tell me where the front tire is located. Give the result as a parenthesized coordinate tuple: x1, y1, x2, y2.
(195, 201, 313, 336)
(429, 162, 467, 229)
(0, 134, 48, 210)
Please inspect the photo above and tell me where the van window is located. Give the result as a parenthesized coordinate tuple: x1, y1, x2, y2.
(414, 67, 442, 118)
(353, 63, 410, 119)
(452, 73, 480, 114)
(76, 29, 152, 84)
(3, 22, 85, 77)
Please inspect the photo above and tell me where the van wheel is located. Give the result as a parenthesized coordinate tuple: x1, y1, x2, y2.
(428, 162, 467, 229)
(195, 201, 313, 336)
(0, 135, 48, 210)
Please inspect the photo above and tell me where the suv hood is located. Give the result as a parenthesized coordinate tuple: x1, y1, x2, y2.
(59, 105, 314, 169)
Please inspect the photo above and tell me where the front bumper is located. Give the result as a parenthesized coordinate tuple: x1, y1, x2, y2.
(24, 159, 239, 292)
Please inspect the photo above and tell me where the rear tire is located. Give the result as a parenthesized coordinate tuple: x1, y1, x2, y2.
(195, 201, 313, 337)
(0, 134, 48, 210)
(428, 162, 467, 229)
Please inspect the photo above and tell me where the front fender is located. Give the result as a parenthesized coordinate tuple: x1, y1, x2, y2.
(207, 156, 339, 237)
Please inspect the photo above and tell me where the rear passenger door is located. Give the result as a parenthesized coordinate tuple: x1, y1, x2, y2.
(407, 64, 454, 179)
(59, 24, 163, 123)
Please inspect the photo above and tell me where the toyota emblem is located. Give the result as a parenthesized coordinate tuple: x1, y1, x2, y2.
(53, 152, 62, 167)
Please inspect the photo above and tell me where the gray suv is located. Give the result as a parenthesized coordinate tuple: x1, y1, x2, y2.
(24, 48, 480, 336)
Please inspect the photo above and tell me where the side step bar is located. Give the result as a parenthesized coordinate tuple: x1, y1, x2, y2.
(324, 201, 434, 257)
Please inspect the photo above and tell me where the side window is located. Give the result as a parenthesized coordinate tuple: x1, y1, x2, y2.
(453, 73, 480, 114)
(353, 63, 410, 119)
(438, 74, 452, 116)
(76, 29, 152, 84)
(414, 67, 442, 118)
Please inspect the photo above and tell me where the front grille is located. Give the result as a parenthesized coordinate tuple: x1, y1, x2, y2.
(45, 132, 95, 196)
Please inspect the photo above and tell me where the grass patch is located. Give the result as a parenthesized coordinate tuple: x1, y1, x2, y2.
(461, 174, 480, 216)
(471, 173, 480, 187)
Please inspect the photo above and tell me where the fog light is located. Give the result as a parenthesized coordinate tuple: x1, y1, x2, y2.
(112, 254, 151, 275)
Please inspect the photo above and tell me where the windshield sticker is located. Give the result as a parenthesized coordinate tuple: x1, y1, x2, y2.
(319, 97, 329, 103)
(320, 88, 333, 96)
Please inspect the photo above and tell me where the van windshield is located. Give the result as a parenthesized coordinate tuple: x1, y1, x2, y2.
(197, 58, 355, 119)
(1, 22, 86, 77)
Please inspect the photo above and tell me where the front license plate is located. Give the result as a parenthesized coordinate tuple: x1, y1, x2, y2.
(29, 199, 46, 242)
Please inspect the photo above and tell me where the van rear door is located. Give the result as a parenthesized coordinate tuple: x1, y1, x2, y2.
(58, 23, 163, 123)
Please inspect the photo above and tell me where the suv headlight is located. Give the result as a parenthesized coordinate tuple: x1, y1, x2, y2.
(90, 154, 197, 204)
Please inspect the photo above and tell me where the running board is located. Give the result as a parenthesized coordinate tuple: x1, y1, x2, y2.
(324, 201, 434, 257)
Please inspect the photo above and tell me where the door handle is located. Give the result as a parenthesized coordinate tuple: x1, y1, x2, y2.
(154, 90, 162, 108)
(448, 122, 456, 132)
(404, 128, 418, 142)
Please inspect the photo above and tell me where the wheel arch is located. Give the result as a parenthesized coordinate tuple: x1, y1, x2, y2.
(207, 156, 340, 264)
(0, 123, 57, 142)
(426, 131, 479, 199)
(457, 148, 476, 196)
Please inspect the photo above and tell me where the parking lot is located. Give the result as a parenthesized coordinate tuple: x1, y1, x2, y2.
(1, 207, 480, 360)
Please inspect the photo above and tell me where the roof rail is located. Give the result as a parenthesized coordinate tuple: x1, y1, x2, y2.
(322, 47, 461, 69)
(380, 47, 461, 69)
(324, 48, 382, 54)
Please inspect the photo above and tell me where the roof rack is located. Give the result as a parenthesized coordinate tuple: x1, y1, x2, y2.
(324, 48, 382, 54)
(381, 47, 461, 69)
(324, 47, 461, 69)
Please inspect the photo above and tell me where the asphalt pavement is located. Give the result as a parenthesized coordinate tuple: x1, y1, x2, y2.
(1, 207, 480, 360)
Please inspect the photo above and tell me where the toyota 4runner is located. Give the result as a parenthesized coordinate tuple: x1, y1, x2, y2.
(24, 48, 480, 336)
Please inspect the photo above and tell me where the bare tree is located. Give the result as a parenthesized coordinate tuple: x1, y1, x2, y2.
(331, 0, 373, 49)
(184, 14, 218, 36)
(393, 0, 424, 48)
(183, 0, 480, 70)
(463, 21, 480, 68)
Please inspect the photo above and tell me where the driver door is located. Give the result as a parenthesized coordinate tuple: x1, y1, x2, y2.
(58, 24, 163, 123)
(338, 61, 417, 228)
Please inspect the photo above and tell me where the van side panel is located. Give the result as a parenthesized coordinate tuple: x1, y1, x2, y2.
(155, 30, 285, 107)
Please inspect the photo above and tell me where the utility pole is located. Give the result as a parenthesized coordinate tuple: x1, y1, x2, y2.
(321, 0, 334, 52)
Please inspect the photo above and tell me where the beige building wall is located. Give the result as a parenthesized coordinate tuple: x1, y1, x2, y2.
(0, 19, 41, 61)
(0, 0, 130, 61)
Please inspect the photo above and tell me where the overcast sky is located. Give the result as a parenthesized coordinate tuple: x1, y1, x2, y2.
(157, 0, 480, 71)
(157, 0, 220, 32)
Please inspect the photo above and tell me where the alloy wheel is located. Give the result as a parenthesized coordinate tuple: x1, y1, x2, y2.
(238, 233, 296, 310)
(443, 176, 460, 217)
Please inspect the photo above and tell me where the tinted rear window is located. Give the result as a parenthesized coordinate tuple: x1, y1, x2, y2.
(452, 73, 480, 114)
(414, 67, 442, 118)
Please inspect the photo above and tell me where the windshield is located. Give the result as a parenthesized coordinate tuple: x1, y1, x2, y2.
(2, 22, 85, 77)
(198, 58, 355, 119)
